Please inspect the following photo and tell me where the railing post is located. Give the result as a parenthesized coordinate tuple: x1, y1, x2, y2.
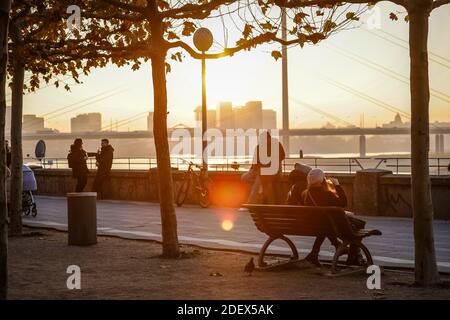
(438, 158, 440, 176)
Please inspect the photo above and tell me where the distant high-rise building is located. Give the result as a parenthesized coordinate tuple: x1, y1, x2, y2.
(262, 109, 277, 129)
(193, 106, 216, 128)
(147, 112, 153, 132)
(218, 101, 234, 130)
(233, 106, 247, 129)
(23, 114, 45, 133)
(71, 113, 102, 133)
(244, 101, 263, 129)
(233, 101, 263, 130)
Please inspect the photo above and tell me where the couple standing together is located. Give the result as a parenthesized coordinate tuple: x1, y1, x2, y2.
(67, 138, 114, 198)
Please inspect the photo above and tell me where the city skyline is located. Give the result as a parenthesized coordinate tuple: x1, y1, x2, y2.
(15, 109, 450, 135)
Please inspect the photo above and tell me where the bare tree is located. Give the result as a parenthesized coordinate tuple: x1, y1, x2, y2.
(276, 0, 450, 286)
(0, 0, 12, 301)
(7, 0, 92, 236)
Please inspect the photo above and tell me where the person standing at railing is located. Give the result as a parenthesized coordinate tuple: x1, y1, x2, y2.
(67, 138, 89, 192)
(253, 131, 286, 204)
(93, 139, 114, 199)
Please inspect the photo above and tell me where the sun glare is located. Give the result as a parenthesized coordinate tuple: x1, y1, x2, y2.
(221, 219, 234, 231)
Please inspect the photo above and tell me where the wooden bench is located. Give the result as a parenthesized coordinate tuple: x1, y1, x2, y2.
(243, 204, 382, 274)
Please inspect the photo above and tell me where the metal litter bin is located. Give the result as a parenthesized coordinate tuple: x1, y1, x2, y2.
(67, 192, 97, 245)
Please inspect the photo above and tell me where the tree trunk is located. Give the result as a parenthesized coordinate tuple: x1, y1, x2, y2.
(408, 0, 440, 286)
(0, 0, 11, 300)
(149, 12, 179, 257)
(151, 51, 180, 257)
(9, 54, 24, 236)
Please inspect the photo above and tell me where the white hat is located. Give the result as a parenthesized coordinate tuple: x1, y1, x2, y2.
(307, 168, 325, 186)
(295, 163, 312, 174)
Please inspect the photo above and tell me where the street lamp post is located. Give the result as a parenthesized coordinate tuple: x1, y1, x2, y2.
(193, 27, 213, 169)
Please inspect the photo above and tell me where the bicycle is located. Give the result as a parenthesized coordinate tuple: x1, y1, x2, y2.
(176, 161, 211, 208)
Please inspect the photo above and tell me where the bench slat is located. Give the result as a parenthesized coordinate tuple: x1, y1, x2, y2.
(245, 204, 355, 239)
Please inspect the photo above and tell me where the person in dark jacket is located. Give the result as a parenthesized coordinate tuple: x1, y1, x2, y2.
(286, 163, 311, 204)
(68, 138, 89, 192)
(296, 168, 365, 267)
(93, 139, 114, 199)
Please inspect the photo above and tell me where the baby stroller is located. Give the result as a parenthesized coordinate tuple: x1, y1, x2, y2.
(22, 165, 38, 217)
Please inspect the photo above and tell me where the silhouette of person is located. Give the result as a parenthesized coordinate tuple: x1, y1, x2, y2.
(93, 139, 114, 199)
(253, 131, 286, 204)
(67, 138, 89, 192)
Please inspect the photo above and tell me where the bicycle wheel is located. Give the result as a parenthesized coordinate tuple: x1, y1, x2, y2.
(176, 176, 191, 207)
(31, 203, 37, 217)
(198, 189, 211, 208)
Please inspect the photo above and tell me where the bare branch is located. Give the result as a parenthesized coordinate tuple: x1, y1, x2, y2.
(274, 0, 406, 9)
(161, 0, 234, 18)
(432, 0, 450, 9)
(170, 32, 312, 60)
(99, 0, 147, 13)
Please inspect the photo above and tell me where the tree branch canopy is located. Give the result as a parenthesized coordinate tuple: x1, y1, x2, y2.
(273, 0, 406, 8)
(432, 0, 450, 9)
(99, 0, 147, 13)
(161, 0, 234, 18)
(170, 32, 321, 60)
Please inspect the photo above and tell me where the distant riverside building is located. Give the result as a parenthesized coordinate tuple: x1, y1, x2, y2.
(147, 112, 153, 132)
(244, 101, 263, 129)
(193, 101, 277, 131)
(322, 122, 337, 129)
(382, 113, 410, 128)
(194, 106, 216, 128)
(262, 109, 277, 129)
(71, 113, 102, 133)
(217, 101, 234, 129)
(23, 114, 45, 133)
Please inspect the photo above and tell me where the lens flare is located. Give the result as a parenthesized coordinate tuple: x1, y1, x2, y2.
(221, 219, 234, 231)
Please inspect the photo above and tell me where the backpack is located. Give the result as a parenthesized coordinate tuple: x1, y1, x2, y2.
(67, 152, 75, 169)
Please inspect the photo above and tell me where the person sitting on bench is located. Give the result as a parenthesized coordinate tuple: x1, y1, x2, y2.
(286, 163, 311, 204)
(298, 168, 365, 267)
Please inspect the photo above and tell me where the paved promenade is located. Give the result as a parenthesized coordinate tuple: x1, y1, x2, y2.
(23, 196, 450, 272)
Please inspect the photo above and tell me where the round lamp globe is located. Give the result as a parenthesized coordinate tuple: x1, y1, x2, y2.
(193, 28, 213, 52)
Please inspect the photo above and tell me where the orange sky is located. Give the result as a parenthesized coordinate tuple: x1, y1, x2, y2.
(12, 3, 450, 132)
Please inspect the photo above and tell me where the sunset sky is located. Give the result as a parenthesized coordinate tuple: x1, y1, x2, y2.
(11, 2, 450, 132)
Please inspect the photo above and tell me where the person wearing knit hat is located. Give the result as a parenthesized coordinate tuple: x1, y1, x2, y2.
(286, 163, 311, 205)
(306, 168, 325, 187)
(296, 169, 366, 267)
